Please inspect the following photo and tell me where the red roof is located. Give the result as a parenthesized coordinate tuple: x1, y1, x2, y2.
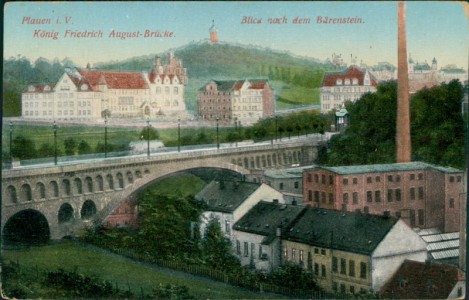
(322, 66, 377, 87)
(379, 260, 462, 299)
(78, 70, 148, 90)
(25, 84, 55, 93)
(148, 70, 178, 84)
(249, 81, 267, 89)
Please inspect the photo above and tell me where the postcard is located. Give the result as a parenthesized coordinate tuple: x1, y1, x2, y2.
(2, 1, 468, 299)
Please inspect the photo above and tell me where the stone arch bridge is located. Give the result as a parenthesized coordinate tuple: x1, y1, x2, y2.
(2, 136, 326, 240)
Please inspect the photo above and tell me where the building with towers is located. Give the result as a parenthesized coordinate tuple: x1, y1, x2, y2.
(21, 52, 188, 121)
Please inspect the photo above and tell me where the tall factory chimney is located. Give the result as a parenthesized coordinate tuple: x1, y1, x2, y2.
(396, 1, 411, 163)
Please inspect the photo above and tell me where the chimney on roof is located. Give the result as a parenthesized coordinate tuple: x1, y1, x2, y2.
(86, 63, 91, 70)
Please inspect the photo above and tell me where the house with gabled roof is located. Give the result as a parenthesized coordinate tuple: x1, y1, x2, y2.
(379, 260, 465, 299)
(320, 65, 377, 113)
(195, 180, 284, 244)
(232, 201, 305, 272)
(197, 79, 274, 125)
(282, 207, 427, 295)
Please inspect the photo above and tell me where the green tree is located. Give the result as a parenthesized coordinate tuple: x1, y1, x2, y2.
(38, 142, 55, 158)
(201, 221, 240, 270)
(63, 138, 77, 156)
(12, 136, 37, 160)
(77, 140, 92, 155)
(139, 127, 159, 140)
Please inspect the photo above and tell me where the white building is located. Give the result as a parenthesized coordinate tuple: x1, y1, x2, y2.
(195, 180, 284, 244)
(320, 66, 378, 113)
(22, 52, 188, 121)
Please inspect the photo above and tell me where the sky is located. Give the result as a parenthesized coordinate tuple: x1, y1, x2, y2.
(3, 1, 468, 69)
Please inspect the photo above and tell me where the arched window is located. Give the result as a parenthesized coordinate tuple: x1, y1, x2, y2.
(135, 170, 142, 178)
(7, 185, 17, 203)
(126, 171, 134, 184)
(96, 175, 104, 191)
(116, 173, 124, 189)
(85, 177, 93, 193)
(49, 181, 59, 198)
(74, 178, 83, 194)
(62, 179, 71, 196)
(36, 182, 46, 199)
(106, 174, 114, 190)
(21, 184, 32, 201)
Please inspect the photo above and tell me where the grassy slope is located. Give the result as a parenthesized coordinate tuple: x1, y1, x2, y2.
(147, 172, 206, 197)
(3, 242, 281, 299)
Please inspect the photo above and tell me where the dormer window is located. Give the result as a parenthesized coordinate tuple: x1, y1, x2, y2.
(80, 84, 88, 91)
(352, 78, 358, 85)
(344, 79, 350, 85)
(44, 85, 51, 92)
(336, 79, 343, 85)
(28, 85, 36, 92)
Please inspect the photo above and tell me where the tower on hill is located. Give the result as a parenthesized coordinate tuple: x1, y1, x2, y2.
(209, 20, 219, 43)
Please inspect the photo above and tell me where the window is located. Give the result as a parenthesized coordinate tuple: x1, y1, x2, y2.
(279, 183, 284, 190)
(396, 189, 401, 201)
(284, 247, 288, 258)
(364, 206, 369, 214)
(350, 285, 355, 294)
(299, 250, 304, 263)
(314, 248, 319, 254)
(329, 176, 334, 185)
(418, 209, 424, 225)
(376, 176, 381, 182)
(307, 252, 313, 270)
(236, 240, 241, 254)
(314, 174, 319, 183)
(367, 191, 372, 203)
(349, 260, 355, 277)
(343, 178, 348, 185)
(244, 242, 249, 256)
(332, 282, 338, 292)
(375, 191, 381, 202)
(410, 210, 416, 226)
(450, 176, 455, 183)
(294, 181, 299, 189)
(353, 178, 358, 184)
(314, 263, 319, 275)
(410, 187, 415, 200)
(457, 176, 462, 182)
(332, 257, 338, 273)
(291, 248, 296, 260)
(418, 187, 424, 200)
(225, 220, 231, 235)
(449, 198, 455, 208)
(410, 174, 415, 180)
(321, 264, 326, 277)
(360, 262, 367, 279)
(329, 193, 334, 204)
(340, 284, 346, 294)
(353, 192, 358, 204)
(367, 177, 372, 183)
(388, 175, 393, 182)
(396, 175, 401, 182)
(340, 258, 346, 274)
(321, 192, 326, 203)
(307, 174, 312, 182)
(314, 191, 320, 203)
(418, 173, 424, 180)
(321, 249, 326, 255)
(343, 193, 349, 204)
(322, 175, 326, 184)
(308, 190, 313, 202)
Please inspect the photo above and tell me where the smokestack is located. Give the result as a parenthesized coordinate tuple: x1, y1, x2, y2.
(396, 1, 411, 163)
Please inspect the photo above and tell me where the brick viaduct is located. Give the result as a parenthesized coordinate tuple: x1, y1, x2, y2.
(2, 136, 326, 240)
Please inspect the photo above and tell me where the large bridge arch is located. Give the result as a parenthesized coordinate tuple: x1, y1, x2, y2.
(94, 159, 250, 224)
(3, 209, 51, 244)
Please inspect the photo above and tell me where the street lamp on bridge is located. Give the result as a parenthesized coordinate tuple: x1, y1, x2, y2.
(104, 116, 108, 158)
(216, 116, 220, 150)
(53, 121, 58, 165)
(9, 121, 13, 166)
(146, 118, 151, 157)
